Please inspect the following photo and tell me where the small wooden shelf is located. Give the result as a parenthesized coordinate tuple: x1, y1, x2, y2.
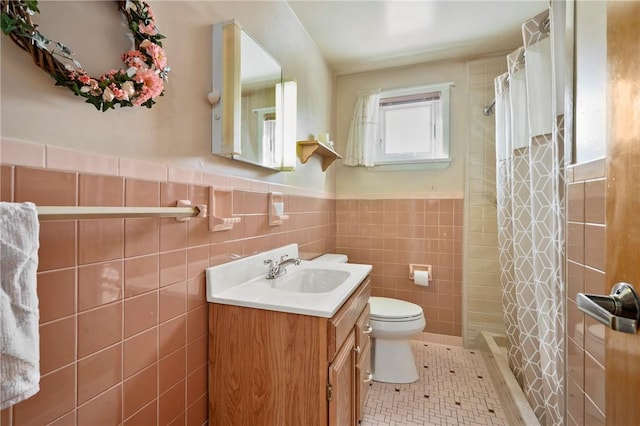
(297, 140, 342, 171)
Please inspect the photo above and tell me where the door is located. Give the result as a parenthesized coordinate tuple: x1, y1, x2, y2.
(328, 332, 355, 426)
(605, 1, 640, 423)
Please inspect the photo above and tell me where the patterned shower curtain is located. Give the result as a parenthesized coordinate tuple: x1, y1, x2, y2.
(494, 10, 565, 426)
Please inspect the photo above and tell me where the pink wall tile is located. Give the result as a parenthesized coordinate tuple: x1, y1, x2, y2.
(38, 221, 76, 271)
(567, 182, 585, 222)
(39, 317, 75, 374)
(76, 385, 122, 426)
(160, 249, 187, 287)
(567, 376, 585, 425)
(337, 197, 462, 336)
(78, 219, 124, 265)
(566, 170, 607, 425)
(78, 302, 123, 358)
(186, 365, 207, 407)
(159, 315, 186, 359)
(159, 347, 186, 394)
(124, 400, 157, 426)
(168, 166, 203, 185)
(123, 364, 158, 419)
(125, 218, 160, 257)
(0, 139, 45, 168)
(14, 167, 76, 206)
(159, 281, 187, 323)
(12, 365, 75, 425)
(584, 224, 605, 270)
(124, 255, 159, 297)
(8, 158, 335, 426)
(124, 328, 158, 379)
(124, 292, 158, 338)
(159, 380, 185, 426)
(46, 146, 119, 176)
(79, 174, 123, 207)
(186, 395, 208, 426)
(78, 261, 123, 311)
(584, 352, 605, 415)
(37, 268, 76, 323)
(119, 158, 167, 182)
(77, 344, 123, 405)
(1, 165, 13, 201)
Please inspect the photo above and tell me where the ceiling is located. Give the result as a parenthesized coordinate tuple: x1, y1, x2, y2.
(287, 0, 549, 75)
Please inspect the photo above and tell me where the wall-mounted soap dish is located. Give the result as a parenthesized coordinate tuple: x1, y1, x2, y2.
(209, 186, 241, 232)
(269, 192, 289, 226)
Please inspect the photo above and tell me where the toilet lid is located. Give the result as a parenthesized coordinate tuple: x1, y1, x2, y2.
(369, 297, 423, 320)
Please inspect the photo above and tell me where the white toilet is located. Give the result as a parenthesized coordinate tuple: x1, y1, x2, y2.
(312, 253, 426, 384)
(368, 296, 425, 383)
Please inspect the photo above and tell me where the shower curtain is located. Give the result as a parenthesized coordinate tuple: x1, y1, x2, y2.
(494, 10, 565, 426)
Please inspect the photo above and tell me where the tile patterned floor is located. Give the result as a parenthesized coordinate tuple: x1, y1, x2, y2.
(361, 342, 507, 426)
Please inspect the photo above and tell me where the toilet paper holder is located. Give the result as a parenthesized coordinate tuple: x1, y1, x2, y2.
(409, 264, 432, 281)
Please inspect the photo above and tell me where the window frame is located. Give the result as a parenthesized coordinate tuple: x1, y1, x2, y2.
(374, 82, 452, 168)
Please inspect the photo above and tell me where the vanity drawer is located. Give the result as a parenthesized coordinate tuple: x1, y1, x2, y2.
(328, 278, 371, 361)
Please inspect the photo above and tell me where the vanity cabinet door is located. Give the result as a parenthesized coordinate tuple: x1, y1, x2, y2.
(356, 338, 372, 422)
(328, 331, 356, 426)
(354, 303, 371, 422)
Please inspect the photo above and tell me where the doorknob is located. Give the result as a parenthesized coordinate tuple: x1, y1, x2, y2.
(576, 282, 640, 334)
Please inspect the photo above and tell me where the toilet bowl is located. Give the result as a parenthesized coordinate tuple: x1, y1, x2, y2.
(369, 296, 425, 383)
(312, 253, 426, 384)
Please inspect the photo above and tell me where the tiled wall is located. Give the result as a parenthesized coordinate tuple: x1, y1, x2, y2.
(335, 198, 463, 337)
(465, 58, 506, 346)
(566, 159, 606, 426)
(0, 141, 335, 426)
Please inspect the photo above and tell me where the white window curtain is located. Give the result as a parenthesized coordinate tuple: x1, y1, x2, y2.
(344, 89, 381, 166)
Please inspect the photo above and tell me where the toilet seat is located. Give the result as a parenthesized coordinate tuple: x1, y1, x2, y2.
(370, 296, 423, 322)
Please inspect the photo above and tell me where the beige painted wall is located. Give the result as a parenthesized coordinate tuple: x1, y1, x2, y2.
(334, 60, 468, 196)
(0, 1, 335, 192)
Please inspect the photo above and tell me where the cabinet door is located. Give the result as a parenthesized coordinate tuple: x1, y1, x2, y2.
(355, 303, 371, 350)
(356, 338, 372, 422)
(328, 331, 355, 426)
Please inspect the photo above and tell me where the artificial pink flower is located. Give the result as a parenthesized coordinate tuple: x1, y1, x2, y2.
(138, 22, 157, 36)
(110, 84, 129, 101)
(144, 2, 155, 19)
(132, 68, 164, 105)
(78, 74, 91, 85)
(122, 50, 148, 69)
(144, 43, 167, 70)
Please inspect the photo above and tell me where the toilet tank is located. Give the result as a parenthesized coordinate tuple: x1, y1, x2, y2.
(312, 253, 348, 263)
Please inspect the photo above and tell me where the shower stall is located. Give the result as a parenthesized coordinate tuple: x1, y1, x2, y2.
(466, 5, 572, 426)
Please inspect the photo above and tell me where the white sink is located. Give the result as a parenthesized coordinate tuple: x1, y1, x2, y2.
(268, 268, 350, 293)
(206, 244, 372, 317)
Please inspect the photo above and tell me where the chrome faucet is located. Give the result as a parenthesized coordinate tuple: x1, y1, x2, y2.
(264, 254, 301, 279)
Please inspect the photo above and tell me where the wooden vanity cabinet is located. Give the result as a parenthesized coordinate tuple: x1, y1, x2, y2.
(209, 277, 371, 426)
(354, 304, 372, 421)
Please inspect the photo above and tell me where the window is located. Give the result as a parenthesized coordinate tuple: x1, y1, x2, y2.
(376, 83, 451, 167)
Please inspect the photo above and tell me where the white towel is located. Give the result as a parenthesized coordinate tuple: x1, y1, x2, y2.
(0, 202, 40, 409)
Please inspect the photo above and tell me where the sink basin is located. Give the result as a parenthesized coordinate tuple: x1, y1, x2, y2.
(269, 268, 350, 293)
(205, 244, 372, 317)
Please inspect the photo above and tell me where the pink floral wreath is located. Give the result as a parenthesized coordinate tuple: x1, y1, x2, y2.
(1, 0, 170, 111)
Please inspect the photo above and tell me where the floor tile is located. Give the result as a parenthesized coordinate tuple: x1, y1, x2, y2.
(362, 342, 507, 426)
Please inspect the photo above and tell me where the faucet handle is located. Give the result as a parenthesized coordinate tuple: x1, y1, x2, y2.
(264, 259, 275, 267)
(280, 254, 289, 262)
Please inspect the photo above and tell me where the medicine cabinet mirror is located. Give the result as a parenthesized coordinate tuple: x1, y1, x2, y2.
(211, 20, 297, 171)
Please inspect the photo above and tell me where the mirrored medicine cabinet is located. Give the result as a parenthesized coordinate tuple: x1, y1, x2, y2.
(211, 20, 297, 171)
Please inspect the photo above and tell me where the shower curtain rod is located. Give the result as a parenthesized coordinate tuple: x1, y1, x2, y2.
(36, 204, 206, 220)
(483, 99, 496, 116)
